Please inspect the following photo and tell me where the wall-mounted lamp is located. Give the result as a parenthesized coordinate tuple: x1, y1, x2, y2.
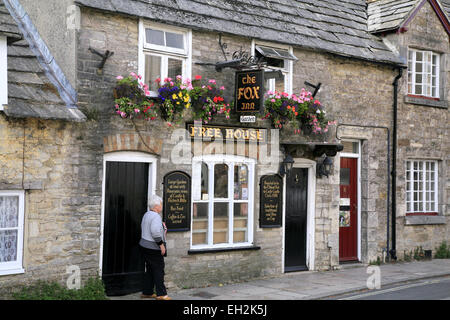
(316, 155, 333, 178)
(304, 81, 322, 98)
(279, 154, 295, 177)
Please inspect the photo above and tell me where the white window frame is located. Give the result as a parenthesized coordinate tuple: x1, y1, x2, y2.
(405, 160, 439, 214)
(251, 40, 293, 95)
(407, 49, 440, 98)
(191, 155, 255, 250)
(0, 36, 7, 110)
(0, 190, 25, 276)
(138, 20, 192, 94)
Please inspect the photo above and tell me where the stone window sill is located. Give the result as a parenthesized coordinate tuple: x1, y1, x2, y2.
(404, 95, 448, 109)
(405, 215, 446, 226)
(188, 245, 261, 255)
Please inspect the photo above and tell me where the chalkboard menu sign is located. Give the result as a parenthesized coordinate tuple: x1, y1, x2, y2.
(260, 174, 283, 228)
(163, 171, 191, 232)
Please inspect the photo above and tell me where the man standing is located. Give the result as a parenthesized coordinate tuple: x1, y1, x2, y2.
(139, 194, 171, 300)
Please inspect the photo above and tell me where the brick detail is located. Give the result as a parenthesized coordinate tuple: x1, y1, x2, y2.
(103, 134, 162, 155)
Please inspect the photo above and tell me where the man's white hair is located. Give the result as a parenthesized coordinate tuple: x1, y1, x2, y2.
(148, 194, 163, 210)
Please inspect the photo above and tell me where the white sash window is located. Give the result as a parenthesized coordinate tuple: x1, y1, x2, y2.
(407, 49, 440, 98)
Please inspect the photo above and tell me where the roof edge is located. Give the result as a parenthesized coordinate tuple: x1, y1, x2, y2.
(399, 0, 450, 35)
(3, 0, 84, 119)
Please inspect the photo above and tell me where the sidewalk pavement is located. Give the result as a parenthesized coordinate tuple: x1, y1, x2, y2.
(110, 259, 450, 300)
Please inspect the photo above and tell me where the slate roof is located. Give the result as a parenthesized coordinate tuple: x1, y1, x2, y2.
(75, 0, 405, 66)
(367, 0, 419, 33)
(0, 2, 20, 40)
(1, 0, 85, 121)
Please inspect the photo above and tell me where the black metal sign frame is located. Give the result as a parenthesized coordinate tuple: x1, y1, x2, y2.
(163, 171, 191, 232)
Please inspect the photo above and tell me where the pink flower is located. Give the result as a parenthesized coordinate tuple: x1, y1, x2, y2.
(209, 79, 216, 84)
(116, 76, 123, 80)
(130, 72, 138, 79)
(195, 75, 202, 80)
(155, 78, 161, 83)
(220, 86, 225, 90)
(176, 75, 182, 80)
(115, 104, 119, 109)
(271, 99, 276, 103)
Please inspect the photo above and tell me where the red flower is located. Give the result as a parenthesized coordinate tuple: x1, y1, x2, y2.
(195, 75, 202, 80)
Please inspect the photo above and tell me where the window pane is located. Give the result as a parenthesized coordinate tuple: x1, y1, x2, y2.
(214, 164, 228, 198)
(0, 230, 18, 262)
(213, 203, 229, 244)
(415, 73, 422, 83)
(415, 62, 422, 73)
(145, 55, 161, 92)
(192, 203, 208, 245)
(201, 163, 209, 200)
(416, 51, 423, 61)
(167, 58, 183, 80)
(234, 164, 248, 200)
(275, 73, 285, 93)
(234, 203, 248, 243)
(340, 168, 350, 186)
(146, 28, 165, 46)
(165, 32, 184, 49)
(0, 196, 19, 228)
(415, 85, 422, 94)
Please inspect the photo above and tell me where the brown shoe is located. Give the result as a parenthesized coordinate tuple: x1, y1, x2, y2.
(141, 293, 157, 299)
(156, 295, 172, 300)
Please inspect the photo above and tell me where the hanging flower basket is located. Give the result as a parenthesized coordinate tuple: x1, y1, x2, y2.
(113, 73, 157, 121)
(263, 89, 334, 135)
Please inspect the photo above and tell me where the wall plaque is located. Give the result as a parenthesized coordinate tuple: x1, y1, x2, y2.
(235, 69, 264, 113)
(260, 174, 283, 228)
(163, 171, 191, 232)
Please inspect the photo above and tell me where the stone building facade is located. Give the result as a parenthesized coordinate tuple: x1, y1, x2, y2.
(0, 0, 448, 295)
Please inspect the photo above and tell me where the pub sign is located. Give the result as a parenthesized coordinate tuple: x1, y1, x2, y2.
(235, 69, 264, 113)
(163, 171, 191, 232)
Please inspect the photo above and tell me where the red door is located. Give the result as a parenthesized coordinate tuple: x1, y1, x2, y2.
(339, 157, 358, 262)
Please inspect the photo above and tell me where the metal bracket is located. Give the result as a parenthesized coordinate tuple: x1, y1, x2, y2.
(89, 47, 114, 73)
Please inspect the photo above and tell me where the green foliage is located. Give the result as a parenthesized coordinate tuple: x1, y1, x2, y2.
(369, 256, 381, 265)
(413, 246, 425, 261)
(12, 277, 108, 300)
(435, 241, 450, 259)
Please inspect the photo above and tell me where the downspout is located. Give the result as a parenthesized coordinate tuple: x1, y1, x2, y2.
(390, 68, 403, 261)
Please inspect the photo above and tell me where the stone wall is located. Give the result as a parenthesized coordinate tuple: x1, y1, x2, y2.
(0, 115, 101, 294)
(394, 1, 450, 258)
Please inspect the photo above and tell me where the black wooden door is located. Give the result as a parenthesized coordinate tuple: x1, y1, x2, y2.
(103, 161, 149, 296)
(284, 168, 308, 272)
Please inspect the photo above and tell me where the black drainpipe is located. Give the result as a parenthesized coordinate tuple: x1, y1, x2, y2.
(390, 68, 403, 261)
